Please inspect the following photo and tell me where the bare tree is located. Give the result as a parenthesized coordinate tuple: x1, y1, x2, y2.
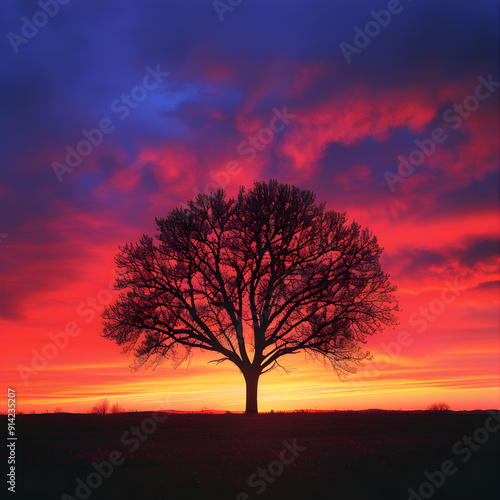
(110, 403, 124, 414)
(91, 398, 110, 415)
(102, 180, 399, 413)
(427, 402, 450, 412)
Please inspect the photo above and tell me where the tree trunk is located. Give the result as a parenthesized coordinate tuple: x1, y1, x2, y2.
(243, 368, 260, 414)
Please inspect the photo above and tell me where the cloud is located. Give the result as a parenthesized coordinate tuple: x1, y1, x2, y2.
(388, 235, 499, 285)
(457, 237, 500, 268)
(469, 280, 500, 291)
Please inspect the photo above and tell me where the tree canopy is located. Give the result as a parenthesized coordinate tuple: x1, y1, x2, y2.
(102, 180, 399, 413)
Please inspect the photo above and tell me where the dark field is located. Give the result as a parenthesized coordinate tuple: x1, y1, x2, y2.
(6, 411, 500, 500)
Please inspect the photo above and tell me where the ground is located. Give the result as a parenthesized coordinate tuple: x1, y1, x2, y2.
(6, 410, 500, 499)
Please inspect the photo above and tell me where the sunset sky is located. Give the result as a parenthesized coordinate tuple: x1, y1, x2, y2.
(1, 0, 498, 414)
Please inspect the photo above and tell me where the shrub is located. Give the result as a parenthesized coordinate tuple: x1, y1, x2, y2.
(427, 402, 450, 412)
(91, 398, 110, 415)
(110, 403, 124, 414)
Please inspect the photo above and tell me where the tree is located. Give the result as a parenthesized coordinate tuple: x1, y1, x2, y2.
(91, 398, 110, 415)
(110, 402, 124, 414)
(427, 402, 450, 412)
(102, 180, 399, 413)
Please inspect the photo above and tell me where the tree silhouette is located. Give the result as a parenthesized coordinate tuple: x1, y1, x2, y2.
(102, 180, 399, 413)
(110, 402, 124, 414)
(91, 398, 110, 415)
(427, 402, 450, 412)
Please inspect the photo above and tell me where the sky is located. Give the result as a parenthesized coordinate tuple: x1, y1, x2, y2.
(0, 0, 499, 414)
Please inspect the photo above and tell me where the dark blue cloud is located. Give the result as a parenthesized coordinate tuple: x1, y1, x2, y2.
(390, 234, 499, 281)
(457, 236, 499, 268)
(421, 170, 499, 219)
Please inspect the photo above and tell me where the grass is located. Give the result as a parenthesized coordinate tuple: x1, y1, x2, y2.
(6, 410, 500, 499)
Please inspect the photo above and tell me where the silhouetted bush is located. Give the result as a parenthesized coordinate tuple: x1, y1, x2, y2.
(110, 403, 124, 414)
(427, 402, 450, 412)
(91, 398, 110, 415)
